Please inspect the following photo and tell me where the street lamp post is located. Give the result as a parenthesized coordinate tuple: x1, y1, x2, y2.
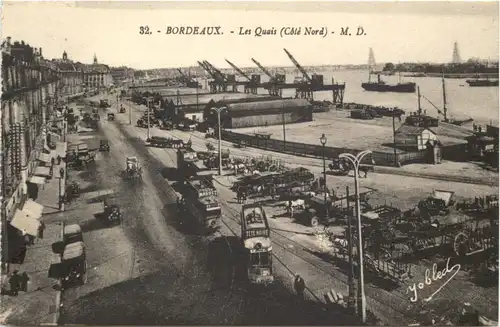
(58, 167, 65, 211)
(339, 150, 372, 323)
(210, 106, 227, 176)
(129, 97, 132, 125)
(146, 99, 151, 141)
(345, 185, 356, 313)
(319, 134, 328, 218)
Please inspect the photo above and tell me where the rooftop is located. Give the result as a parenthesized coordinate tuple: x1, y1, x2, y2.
(395, 124, 435, 135)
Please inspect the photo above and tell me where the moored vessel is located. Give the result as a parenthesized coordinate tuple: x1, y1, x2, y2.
(466, 79, 499, 87)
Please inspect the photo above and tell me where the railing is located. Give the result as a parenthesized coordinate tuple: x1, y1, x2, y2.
(221, 130, 429, 167)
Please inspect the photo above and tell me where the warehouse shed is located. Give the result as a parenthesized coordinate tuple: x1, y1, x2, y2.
(205, 98, 312, 129)
(162, 94, 280, 123)
(395, 124, 438, 150)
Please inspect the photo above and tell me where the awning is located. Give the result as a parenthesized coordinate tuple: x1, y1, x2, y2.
(28, 176, 46, 185)
(23, 199, 44, 219)
(55, 142, 67, 157)
(38, 152, 52, 163)
(34, 166, 51, 177)
(10, 209, 41, 237)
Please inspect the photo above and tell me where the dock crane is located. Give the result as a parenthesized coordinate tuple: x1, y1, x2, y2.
(177, 68, 201, 89)
(225, 59, 260, 94)
(251, 58, 285, 97)
(282, 48, 345, 103)
(197, 61, 227, 93)
(205, 60, 240, 93)
(283, 48, 313, 84)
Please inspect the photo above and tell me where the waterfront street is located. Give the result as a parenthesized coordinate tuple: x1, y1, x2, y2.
(65, 93, 498, 325)
(58, 99, 359, 325)
(2, 3, 498, 325)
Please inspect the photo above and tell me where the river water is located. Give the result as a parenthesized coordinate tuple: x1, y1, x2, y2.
(197, 69, 498, 126)
(282, 70, 499, 126)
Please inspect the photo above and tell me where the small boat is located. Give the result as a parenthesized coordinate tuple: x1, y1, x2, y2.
(362, 74, 416, 93)
(466, 79, 499, 87)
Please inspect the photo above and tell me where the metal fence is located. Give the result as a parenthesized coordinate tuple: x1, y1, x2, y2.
(222, 130, 430, 167)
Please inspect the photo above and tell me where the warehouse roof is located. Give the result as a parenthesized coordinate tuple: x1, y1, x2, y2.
(224, 98, 311, 113)
(163, 93, 267, 106)
(395, 124, 436, 135)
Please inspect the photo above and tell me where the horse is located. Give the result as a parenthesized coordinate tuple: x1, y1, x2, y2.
(286, 199, 305, 213)
(236, 187, 248, 204)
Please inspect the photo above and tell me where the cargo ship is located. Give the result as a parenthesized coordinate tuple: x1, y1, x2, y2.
(361, 74, 416, 93)
(466, 79, 499, 87)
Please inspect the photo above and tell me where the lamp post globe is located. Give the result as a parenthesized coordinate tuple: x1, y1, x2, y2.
(320, 133, 327, 146)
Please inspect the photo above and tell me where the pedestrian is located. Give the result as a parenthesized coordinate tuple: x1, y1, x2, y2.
(51, 157, 55, 166)
(9, 270, 20, 296)
(57, 155, 61, 165)
(38, 222, 45, 239)
(294, 274, 305, 300)
(21, 272, 29, 292)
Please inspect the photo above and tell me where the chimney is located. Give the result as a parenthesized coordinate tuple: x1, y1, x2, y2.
(39, 47, 43, 57)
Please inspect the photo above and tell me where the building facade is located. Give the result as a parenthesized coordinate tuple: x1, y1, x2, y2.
(110, 66, 134, 84)
(53, 51, 84, 100)
(1, 38, 60, 267)
(83, 54, 113, 89)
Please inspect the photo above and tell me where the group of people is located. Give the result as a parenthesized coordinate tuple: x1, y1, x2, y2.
(7, 270, 30, 296)
(456, 195, 499, 211)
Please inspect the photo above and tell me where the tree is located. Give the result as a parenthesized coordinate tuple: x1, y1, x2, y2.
(383, 63, 395, 71)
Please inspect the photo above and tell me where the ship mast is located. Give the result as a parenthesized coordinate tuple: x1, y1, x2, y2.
(417, 86, 422, 115)
(368, 47, 376, 83)
(442, 72, 448, 122)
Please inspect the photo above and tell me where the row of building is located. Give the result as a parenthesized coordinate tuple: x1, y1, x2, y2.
(0, 38, 113, 269)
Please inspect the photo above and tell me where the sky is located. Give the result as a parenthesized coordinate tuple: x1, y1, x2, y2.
(2, 1, 499, 70)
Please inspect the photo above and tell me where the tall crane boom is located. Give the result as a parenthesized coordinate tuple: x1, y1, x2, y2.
(177, 68, 187, 78)
(251, 58, 274, 80)
(283, 48, 312, 83)
(204, 61, 227, 81)
(198, 61, 218, 80)
(225, 59, 251, 81)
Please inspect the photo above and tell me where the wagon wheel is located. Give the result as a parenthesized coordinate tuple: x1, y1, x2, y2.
(454, 232, 469, 256)
(310, 216, 320, 227)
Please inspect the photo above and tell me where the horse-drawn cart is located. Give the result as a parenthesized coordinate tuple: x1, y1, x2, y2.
(147, 136, 185, 148)
(125, 156, 142, 179)
(234, 140, 247, 148)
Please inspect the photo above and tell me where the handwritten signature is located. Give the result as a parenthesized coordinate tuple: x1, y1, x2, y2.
(407, 258, 461, 303)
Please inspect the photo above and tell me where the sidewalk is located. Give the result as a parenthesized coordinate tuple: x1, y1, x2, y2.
(0, 150, 66, 325)
(0, 223, 62, 325)
(38, 149, 67, 216)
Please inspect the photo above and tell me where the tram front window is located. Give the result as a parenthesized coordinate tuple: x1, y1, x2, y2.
(250, 252, 270, 266)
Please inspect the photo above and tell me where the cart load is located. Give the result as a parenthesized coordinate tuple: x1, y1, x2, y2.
(99, 140, 110, 152)
(61, 241, 87, 287)
(125, 156, 142, 179)
(103, 198, 122, 225)
(148, 136, 185, 148)
(63, 224, 83, 246)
